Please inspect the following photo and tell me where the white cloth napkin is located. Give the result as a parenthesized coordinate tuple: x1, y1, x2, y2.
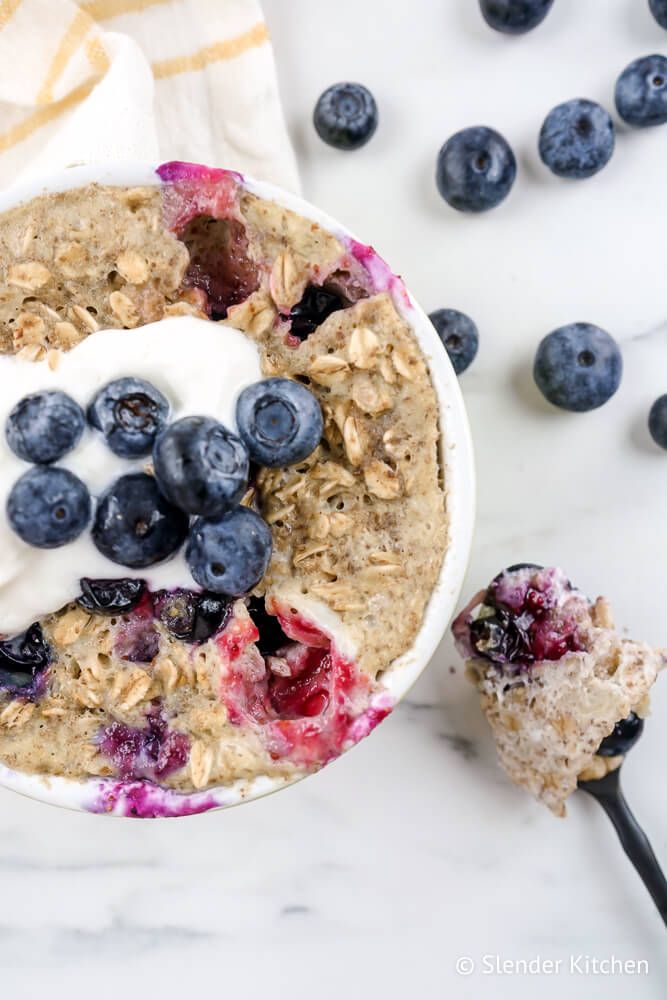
(0, 0, 299, 191)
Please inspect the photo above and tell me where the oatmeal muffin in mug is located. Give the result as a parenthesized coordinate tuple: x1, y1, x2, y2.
(0, 162, 456, 815)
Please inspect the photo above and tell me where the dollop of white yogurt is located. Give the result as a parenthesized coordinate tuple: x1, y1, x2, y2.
(0, 316, 263, 636)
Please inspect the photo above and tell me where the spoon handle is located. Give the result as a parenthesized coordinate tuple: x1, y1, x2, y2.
(579, 769, 667, 927)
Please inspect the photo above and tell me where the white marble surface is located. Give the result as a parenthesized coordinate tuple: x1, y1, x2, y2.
(2, 1, 667, 996)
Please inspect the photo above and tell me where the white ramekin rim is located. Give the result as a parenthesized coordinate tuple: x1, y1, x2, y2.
(0, 161, 475, 817)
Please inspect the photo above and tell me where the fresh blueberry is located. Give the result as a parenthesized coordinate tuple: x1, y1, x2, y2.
(78, 578, 146, 615)
(186, 507, 273, 596)
(153, 416, 249, 517)
(289, 286, 346, 340)
(615, 54, 667, 128)
(0, 623, 50, 692)
(436, 127, 517, 212)
(236, 378, 323, 468)
(6, 390, 85, 465)
(92, 473, 189, 568)
(539, 99, 615, 179)
(533, 323, 623, 412)
(479, 0, 554, 34)
(7, 467, 91, 548)
(88, 377, 169, 458)
(649, 0, 667, 29)
(429, 309, 479, 375)
(597, 712, 644, 757)
(313, 82, 378, 150)
(155, 589, 230, 642)
(648, 394, 667, 449)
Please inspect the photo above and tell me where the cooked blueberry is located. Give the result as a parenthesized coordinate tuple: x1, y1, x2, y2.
(533, 323, 622, 412)
(155, 589, 230, 642)
(7, 467, 91, 548)
(539, 99, 614, 180)
(429, 309, 479, 375)
(648, 394, 667, 449)
(186, 507, 272, 596)
(78, 578, 146, 615)
(598, 712, 644, 757)
(5, 390, 85, 465)
(236, 378, 323, 468)
(289, 285, 345, 340)
(0, 623, 50, 691)
(649, 0, 667, 29)
(153, 416, 249, 517)
(615, 54, 667, 127)
(470, 608, 532, 664)
(503, 563, 544, 574)
(99, 713, 189, 781)
(479, 0, 553, 34)
(88, 377, 169, 458)
(436, 127, 516, 213)
(313, 82, 378, 150)
(92, 473, 188, 568)
(247, 595, 290, 656)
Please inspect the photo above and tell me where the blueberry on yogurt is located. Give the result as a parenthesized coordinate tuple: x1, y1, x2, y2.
(436, 127, 517, 212)
(92, 472, 189, 568)
(615, 55, 667, 128)
(7, 466, 91, 548)
(88, 377, 169, 458)
(6, 390, 85, 464)
(539, 99, 615, 179)
(479, 0, 554, 34)
(186, 506, 273, 596)
(533, 323, 623, 412)
(236, 378, 323, 467)
(313, 82, 378, 150)
(153, 416, 249, 517)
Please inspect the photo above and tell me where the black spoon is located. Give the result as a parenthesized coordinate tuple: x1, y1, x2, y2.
(578, 713, 667, 926)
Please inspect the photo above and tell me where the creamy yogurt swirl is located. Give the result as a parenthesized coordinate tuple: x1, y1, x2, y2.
(0, 316, 263, 636)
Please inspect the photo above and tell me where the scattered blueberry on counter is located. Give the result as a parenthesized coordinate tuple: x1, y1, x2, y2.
(648, 395, 667, 449)
(6, 390, 84, 465)
(533, 323, 623, 412)
(615, 54, 667, 127)
(186, 506, 273, 596)
(649, 0, 667, 29)
(92, 472, 189, 568)
(7, 466, 91, 548)
(436, 127, 517, 213)
(539, 99, 615, 179)
(313, 82, 378, 150)
(88, 377, 170, 458)
(236, 378, 324, 467)
(429, 309, 479, 375)
(153, 416, 249, 517)
(479, 0, 554, 34)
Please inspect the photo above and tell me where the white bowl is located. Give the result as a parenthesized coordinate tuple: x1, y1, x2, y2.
(0, 162, 475, 817)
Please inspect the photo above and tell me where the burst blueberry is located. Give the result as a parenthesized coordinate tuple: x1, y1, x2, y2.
(539, 99, 615, 179)
(615, 54, 667, 128)
(88, 377, 169, 458)
(236, 378, 323, 468)
(648, 395, 667, 449)
(153, 416, 249, 517)
(0, 623, 50, 692)
(78, 578, 146, 615)
(479, 0, 553, 34)
(155, 589, 230, 642)
(649, 0, 667, 29)
(92, 472, 188, 568)
(7, 466, 91, 548)
(186, 506, 272, 596)
(313, 82, 378, 150)
(289, 286, 345, 340)
(429, 309, 479, 375)
(436, 127, 516, 213)
(6, 390, 85, 464)
(533, 323, 623, 412)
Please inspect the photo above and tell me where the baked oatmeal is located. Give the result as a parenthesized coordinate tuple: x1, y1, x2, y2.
(452, 564, 664, 816)
(0, 162, 448, 812)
